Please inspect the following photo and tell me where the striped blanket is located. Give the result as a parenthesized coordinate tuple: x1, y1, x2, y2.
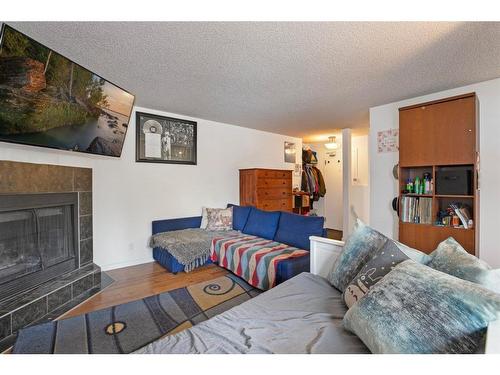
(210, 235, 309, 290)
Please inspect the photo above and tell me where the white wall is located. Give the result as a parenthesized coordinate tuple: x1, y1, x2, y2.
(351, 134, 370, 224)
(0, 106, 301, 270)
(370, 77, 500, 267)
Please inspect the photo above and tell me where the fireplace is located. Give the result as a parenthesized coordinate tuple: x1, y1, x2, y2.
(0, 161, 104, 348)
(0, 193, 78, 301)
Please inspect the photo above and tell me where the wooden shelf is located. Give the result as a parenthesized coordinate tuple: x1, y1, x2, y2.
(435, 194, 474, 199)
(399, 222, 474, 231)
(399, 222, 432, 227)
(398, 93, 478, 255)
(433, 225, 474, 231)
(401, 193, 433, 198)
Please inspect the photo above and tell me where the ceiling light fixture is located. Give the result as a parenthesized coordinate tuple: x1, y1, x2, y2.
(324, 136, 338, 150)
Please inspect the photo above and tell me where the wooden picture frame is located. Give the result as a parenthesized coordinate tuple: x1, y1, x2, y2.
(135, 112, 197, 165)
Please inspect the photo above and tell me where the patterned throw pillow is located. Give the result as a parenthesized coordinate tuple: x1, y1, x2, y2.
(428, 237, 500, 294)
(343, 260, 500, 354)
(206, 207, 233, 231)
(343, 240, 410, 308)
(329, 219, 387, 292)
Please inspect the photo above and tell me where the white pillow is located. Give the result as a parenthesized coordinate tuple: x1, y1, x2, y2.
(200, 207, 208, 229)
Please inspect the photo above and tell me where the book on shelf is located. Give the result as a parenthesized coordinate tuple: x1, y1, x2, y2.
(449, 203, 472, 229)
(401, 196, 432, 224)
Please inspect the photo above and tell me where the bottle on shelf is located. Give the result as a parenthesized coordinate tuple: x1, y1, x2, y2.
(414, 177, 421, 195)
(423, 173, 432, 194)
(406, 179, 414, 193)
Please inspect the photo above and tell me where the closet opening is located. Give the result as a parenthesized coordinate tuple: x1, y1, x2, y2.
(299, 128, 369, 241)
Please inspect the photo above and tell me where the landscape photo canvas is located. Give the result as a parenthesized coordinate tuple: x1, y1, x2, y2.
(0, 24, 135, 157)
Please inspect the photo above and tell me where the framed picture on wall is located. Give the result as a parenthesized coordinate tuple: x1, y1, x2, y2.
(136, 112, 197, 164)
(284, 141, 296, 163)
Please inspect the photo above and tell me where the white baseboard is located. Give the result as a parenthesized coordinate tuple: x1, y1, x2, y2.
(99, 256, 154, 271)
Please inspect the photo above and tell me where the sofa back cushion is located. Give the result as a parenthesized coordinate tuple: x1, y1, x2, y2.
(227, 204, 252, 231)
(273, 212, 324, 250)
(242, 207, 281, 240)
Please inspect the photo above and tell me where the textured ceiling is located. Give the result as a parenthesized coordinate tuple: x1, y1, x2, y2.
(4, 22, 500, 140)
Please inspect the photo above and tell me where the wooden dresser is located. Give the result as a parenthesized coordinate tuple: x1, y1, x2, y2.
(239, 168, 293, 212)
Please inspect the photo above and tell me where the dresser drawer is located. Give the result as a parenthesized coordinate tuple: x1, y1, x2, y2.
(257, 188, 292, 200)
(256, 170, 291, 179)
(259, 198, 293, 212)
(257, 178, 291, 188)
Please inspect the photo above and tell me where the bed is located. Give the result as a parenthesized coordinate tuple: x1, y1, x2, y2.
(134, 272, 369, 354)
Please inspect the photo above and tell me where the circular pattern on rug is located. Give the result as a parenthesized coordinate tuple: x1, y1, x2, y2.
(105, 321, 127, 335)
(203, 278, 237, 295)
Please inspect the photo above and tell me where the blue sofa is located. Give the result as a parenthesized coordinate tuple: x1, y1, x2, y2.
(152, 204, 326, 285)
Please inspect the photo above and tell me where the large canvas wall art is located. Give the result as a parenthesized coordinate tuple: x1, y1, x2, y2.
(0, 24, 135, 157)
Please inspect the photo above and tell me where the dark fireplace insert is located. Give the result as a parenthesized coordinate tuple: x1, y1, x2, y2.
(0, 193, 78, 301)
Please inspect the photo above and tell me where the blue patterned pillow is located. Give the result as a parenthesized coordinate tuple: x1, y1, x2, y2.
(329, 219, 387, 292)
(343, 260, 500, 353)
(428, 237, 500, 294)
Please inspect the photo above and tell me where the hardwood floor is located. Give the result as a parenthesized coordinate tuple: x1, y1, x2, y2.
(60, 262, 228, 319)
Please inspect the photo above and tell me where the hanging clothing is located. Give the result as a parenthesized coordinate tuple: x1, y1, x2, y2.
(301, 165, 316, 195)
(301, 164, 326, 202)
(313, 166, 326, 197)
(302, 149, 318, 164)
(301, 147, 326, 207)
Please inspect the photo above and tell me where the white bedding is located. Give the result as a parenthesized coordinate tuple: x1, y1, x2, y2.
(134, 272, 369, 354)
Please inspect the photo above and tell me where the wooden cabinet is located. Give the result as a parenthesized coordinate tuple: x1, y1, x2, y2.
(398, 93, 478, 255)
(239, 168, 293, 212)
(399, 222, 475, 254)
(399, 93, 476, 167)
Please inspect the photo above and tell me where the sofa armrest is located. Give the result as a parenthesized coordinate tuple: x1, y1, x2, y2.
(152, 216, 202, 235)
(485, 319, 500, 354)
(309, 236, 345, 278)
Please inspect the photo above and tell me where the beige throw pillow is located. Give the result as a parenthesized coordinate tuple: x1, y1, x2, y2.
(206, 207, 233, 231)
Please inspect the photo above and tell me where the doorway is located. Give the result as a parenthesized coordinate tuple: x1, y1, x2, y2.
(303, 128, 369, 241)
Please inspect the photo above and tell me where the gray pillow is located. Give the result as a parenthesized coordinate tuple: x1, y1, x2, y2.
(343, 259, 500, 354)
(329, 219, 387, 292)
(343, 240, 409, 308)
(428, 237, 500, 294)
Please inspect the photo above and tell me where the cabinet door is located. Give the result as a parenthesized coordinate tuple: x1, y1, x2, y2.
(399, 223, 475, 255)
(399, 106, 434, 166)
(430, 96, 476, 165)
(399, 95, 476, 166)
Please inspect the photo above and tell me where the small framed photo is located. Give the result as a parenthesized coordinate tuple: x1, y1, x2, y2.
(284, 141, 296, 163)
(136, 112, 197, 164)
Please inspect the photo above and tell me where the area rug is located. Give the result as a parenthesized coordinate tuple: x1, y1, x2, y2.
(13, 273, 261, 354)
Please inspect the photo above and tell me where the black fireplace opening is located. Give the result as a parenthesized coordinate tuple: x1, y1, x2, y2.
(0, 193, 78, 302)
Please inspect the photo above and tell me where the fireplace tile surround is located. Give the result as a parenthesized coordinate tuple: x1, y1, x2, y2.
(0, 160, 109, 350)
